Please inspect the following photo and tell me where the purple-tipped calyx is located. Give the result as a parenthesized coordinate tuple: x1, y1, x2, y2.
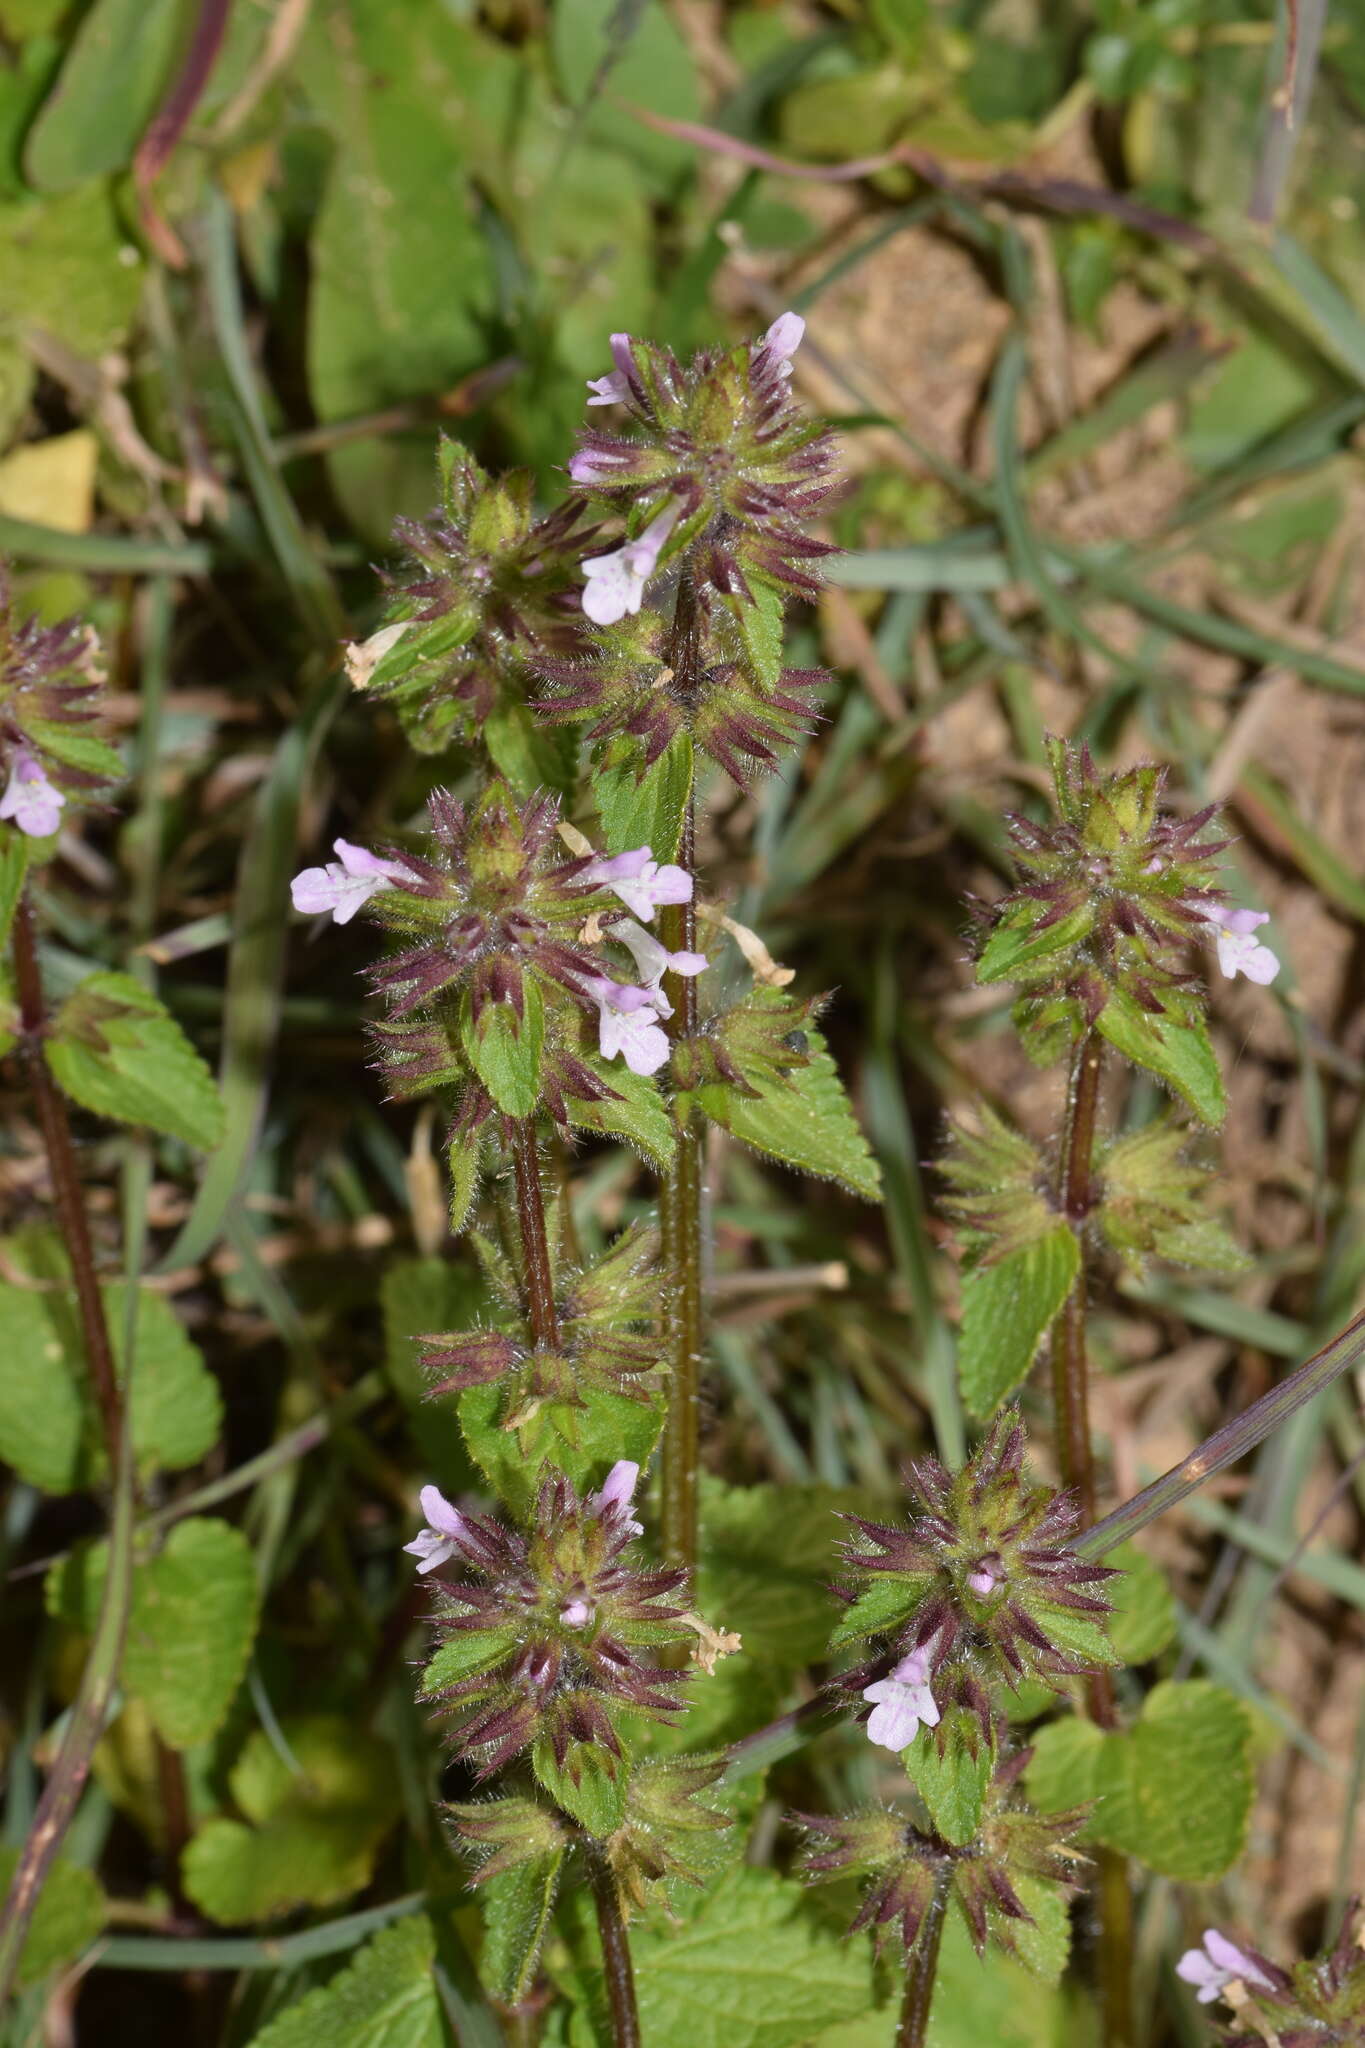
(1176, 1929, 1274, 2005)
(0, 748, 65, 838)
(591, 1459, 643, 1536)
(1203, 902, 1280, 986)
(404, 1483, 467, 1575)
(291, 838, 408, 925)
(580, 503, 680, 626)
(862, 1643, 941, 1753)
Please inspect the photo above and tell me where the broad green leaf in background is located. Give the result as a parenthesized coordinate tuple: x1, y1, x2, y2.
(302, 0, 498, 540)
(22, 0, 182, 189)
(926, 1906, 1085, 2047)
(957, 1227, 1080, 1418)
(49, 1517, 258, 1748)
(46, 970, 226, 1150)
(0, 186, 143, 358)
(1106, 1541, 1178, 1666)
(565, 1864, 882, 2048)
(695, 1029, 882, 1202)
(247, 1913, 442, 2048)
(0, 1849, 104, 1988)
(0, 1262, 220, 1491)
(184, 1715, 401, 1926)
(1026, 1680, 1253, 1880)
(592, 732, 694, 865)
(550, 0, 701, 190)
(697, 1478, 848, 1673)
(1097, 990, 1226, 1127)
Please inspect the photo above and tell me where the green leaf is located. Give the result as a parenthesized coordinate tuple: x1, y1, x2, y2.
(566, 1864, 881, 2048)
(420, 1627, 519, 1695)
(458, 1379, 663, 1516)
(0, 1849, 104, 1987)
(828, 1573, 928, 1651)
(46, 970, 225, 1150)
(1021, 1714, 1105, 1816)
(0, 186, 143, 358)
(957, 1227, 1080, 1419)
(0, 1265, 220, 1491)
(0, 828, 26, 952)
(246, 1914, 442, 2048)
(698, 1478, 846, 1672)
(592, 731, 693, 864)
(908, 1716, 992, 1847)
(460, 981, 544, 1119)
(184, 1715, 401, 1926)
(302, 0, 495, 541)
(1106, 1542, 1177, 1666)
(532, 1731, 626, 1838)
(996, 1874, 1072, 1987)
(1096, 990, 1226, 1127)
(22, 0, 182, 188)
(550, 0, 701, 189)
(485, 702, 570, 798)
(927, 1907, 1078, 2046)
(482, 1852, 565, 2006)
(50, 1518, 258, 1747)
(975, 903, 1094, 985)
(564, 1055, 675, 1173)
(1090, 1680, 1253, 1879)
(698, 1030, 881, 1202)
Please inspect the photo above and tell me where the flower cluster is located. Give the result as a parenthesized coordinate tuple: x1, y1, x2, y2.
(343, 439, 594, 753)
(1175, 1910, 1365, 2044)
(798, 1751, 1084, 1964)
(407, 1462, 689, 1778)
(420, 1221, 662, 1422)
(0, 571, 117, 841)
(834, 1412, 1117, 1753)
(978, 738, 1278, 1057)
(290, 783, 708, 1109)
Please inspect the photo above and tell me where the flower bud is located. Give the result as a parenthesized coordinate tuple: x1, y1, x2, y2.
(0, 569, 116, 839)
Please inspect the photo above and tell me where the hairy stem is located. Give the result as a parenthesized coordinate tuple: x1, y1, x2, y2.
(659, 568, 707, 1571)
(1049, 1029, 1131, 2039)
(11, 892, 122, 1469)
(586, 1846, 641, 2048)
(896, 1875, 949, 2048)
(510, 1119, 559, 1351)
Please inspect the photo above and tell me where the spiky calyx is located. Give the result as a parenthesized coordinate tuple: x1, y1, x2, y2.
(568, 324, 836, 608)
(1199, 1907, 1365, 2045)
(420, 1222, 662, 1419)
(938, 1106, 1056, 1264)
(977, 737, 1229, 1056)
(1095, 1115, 1247, 1278)
(417, 1471, 689, 1779)
(533, 589, 825, 792)
(833, 1412, 1118, 1745)
(607, 1755, 732, 1911)
(671, 985, 821, 1098)
(348, 440, 594, 754)
(797, 1754, 1084, 1965)
(0, 572, 118, 820)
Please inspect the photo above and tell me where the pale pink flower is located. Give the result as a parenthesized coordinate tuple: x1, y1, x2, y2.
(290, 838, 408, 925)
(862, 1644, 941, 1752)
(569, 448, 630, 483)
(580, 503, 680, 625)
(611, 917, 707, 1019)
(560, 1597, 593, 1628)
(757, 310, 805, 377)
(584, 975, 670, 1077)
(967, 1558, 1001, 1598)
(582, 845, 693, 922)
(586, 335, 635, 407)
(403, 1484, 466, 1575)
(0, 749, 65, 837)
(1204, 903, 1279, 986)
(1176, 1930, 1273, 2005)
(590, 1460, 643, 1535)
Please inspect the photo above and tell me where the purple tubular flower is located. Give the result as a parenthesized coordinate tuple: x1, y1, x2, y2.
(0, 748, 65, 837)
(967, 1559, 1001, 1598)
(560, 1597, 593, 1628)
(569, 448, 631, 483)
(1203, 902, 1280, 986)
(591, 1459, 643, 1532)
(405, 1483, 467, 1574)
(584, 976, 671, 1077)
(1176, 1929, 1274, 2005)
(756, 310, 805, 378)
(861, 1643, 941, 1752)
(611, 917, 707, 1019)
(581, 845, 693, 921)
(586, 371, 631, 407)
(580, 503, 680, 626)
(291, 838, 409, 925)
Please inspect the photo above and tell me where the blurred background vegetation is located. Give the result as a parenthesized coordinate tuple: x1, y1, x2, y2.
(3, 0, 1365, 2038)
